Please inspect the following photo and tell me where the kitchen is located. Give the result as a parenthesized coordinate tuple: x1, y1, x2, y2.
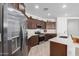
(0, 3, 79, 56)
(26, 3, 79, 56)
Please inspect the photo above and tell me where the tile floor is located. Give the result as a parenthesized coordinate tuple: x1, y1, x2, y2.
(28, 41, 50, 56)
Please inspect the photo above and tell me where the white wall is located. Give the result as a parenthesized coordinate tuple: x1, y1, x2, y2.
(68, 19, 79, 36)
(46, 29, 56, 33)
(57, 17, 79, 36)
(57, 17, 67, 36)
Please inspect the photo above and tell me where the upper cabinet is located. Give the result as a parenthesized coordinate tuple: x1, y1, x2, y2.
(27, 17, 46, 29)
(46, 21, 56, 29)
(27, 16, 57, 29)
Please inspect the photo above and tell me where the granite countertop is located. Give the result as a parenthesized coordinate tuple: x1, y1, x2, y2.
(49, 36, 71, 44)
(49, 36, 79, 48)
(28, 34, 38, 39)
(41, 32, 56, 34)
(27, 32, 56, 39)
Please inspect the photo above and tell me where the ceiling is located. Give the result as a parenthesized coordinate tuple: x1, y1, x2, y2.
(25, 3, 79, 19)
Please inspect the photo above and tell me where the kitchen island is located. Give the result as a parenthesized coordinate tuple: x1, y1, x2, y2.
(49, 36, 79, 56)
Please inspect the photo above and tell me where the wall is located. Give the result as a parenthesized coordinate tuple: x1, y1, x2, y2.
(57, 17, 67, 36)
(68, 19, 79, 36)
(45, 29, 56, 33)
(57, 17, 79, 36)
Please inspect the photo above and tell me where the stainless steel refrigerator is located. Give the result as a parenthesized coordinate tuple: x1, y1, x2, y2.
(0, 3, 28, 56)
(0, 3, 3, 56)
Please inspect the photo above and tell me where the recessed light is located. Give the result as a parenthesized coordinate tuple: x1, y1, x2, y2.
(35, 5, 39, 9)
(62, 4, 67, 8)
(48, 13, 51, 16)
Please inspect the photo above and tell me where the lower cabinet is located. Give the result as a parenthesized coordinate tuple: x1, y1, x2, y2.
(45, 34, 57, 41)
(50, 41, 67, 56)
(28, 35, 39, 52)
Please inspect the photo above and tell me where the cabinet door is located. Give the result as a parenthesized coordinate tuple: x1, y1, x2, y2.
(50, 41, 67, 56)
(28, 35, 39, 51)
(46, 22, 56, 29)
(27, 19, 46, 29)
(27, 19, 37, 29)
(40, 21, 46, 29)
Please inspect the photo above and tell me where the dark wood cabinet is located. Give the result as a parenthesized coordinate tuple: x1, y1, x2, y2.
(50, 41, 67, 56)
(27, 17, 46, 29)
(46, 21, 56, 29)
(27, 33, 57, 52)
(27, 17, 57, 29)
(28, 35, 39, 52)
(45, 34, 57, 41)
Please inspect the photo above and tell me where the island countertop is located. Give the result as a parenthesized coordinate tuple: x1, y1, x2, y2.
(49, 36, 79, 48)
(49, 36, 79, 56)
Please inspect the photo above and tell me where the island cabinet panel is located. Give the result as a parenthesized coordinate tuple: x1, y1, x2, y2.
(50, 41, 67, 56)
